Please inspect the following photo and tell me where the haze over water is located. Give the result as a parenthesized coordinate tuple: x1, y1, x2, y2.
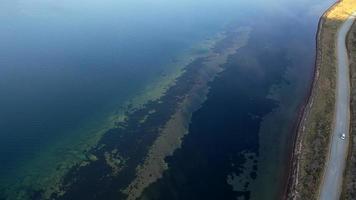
(0, 0, 241, 177)
(0, 0, 334, 199)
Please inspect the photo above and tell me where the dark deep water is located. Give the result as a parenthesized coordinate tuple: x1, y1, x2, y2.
(139, 30, 285, 199)
(139, 1, 335, 199)
(0, 0, 334, 199)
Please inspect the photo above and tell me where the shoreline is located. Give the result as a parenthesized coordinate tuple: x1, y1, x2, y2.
(282, 2, 337, 198)
(285, 0, 356, 199)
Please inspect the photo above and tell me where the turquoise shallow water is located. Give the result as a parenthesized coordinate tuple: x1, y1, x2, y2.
(0, 0, 334, 199)
(0, 0, 246, 194)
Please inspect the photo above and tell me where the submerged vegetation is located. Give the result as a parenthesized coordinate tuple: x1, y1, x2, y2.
(52, 27, 250, 200)
(0, 31, 224, 200)
(1, 27, 250, 200)
(124, 27, 251, 200)
(0, 1, 342, 200)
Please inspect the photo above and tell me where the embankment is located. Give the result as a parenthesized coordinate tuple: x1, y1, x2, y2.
(286, 0, 356, 199)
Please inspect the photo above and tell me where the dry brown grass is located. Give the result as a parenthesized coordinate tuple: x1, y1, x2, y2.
(287, 0, 356, 199)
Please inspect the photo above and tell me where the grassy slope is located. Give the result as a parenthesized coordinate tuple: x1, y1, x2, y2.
(287, 0, 356, 199)
(342, 20, 356, 200)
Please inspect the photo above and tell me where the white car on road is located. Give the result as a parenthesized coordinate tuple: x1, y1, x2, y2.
(340, 133, 346, 140)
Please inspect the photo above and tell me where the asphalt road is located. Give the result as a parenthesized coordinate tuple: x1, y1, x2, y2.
(319, 13, 356, 200)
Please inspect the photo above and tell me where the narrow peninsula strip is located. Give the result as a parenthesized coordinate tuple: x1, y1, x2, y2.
(287, 0, 356, 199)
